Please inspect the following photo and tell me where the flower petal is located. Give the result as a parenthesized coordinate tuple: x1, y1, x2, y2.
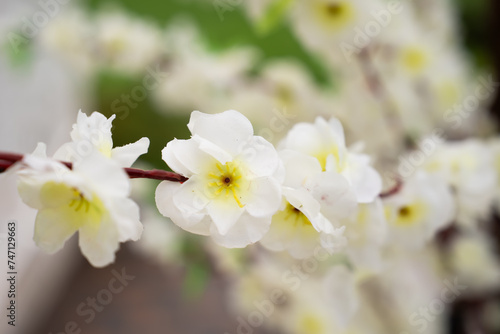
(260, 206, 322, 259)
(210, 213, 271, 248)
(172, 176, 210, 223)
(280, 122, 323, 154)
(239, 136, 280, 177)
(75, 152, 130, 198)
(282, 187, 324, 231)
(111, 137, 150, 167)
(193, 135, 233, 164)
(155, 181, 208, 234)
(33, 208, 79, 253)
(207, 199, 245, 236)
(108, 198, 143, 242)
(245, 177, 282, 218)
(79, 217, 120, 268)
(187, 110, 253, 156)
(279, 150, 322, 188)
(344, 153, 382, 203)
(306, 171, 357, 222)
(162, 138, 215, 176)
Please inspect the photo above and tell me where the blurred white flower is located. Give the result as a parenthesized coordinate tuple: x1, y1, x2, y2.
(54, 110, 149, 167)
(424, 139, 496, 229)
(290, 0, 385, 61)
(95, 11, 163, 74)
(321, 265, 359, 328)
(283, 266, 360, 334)
(40, 9, 96, 73)
(341, 199, 388, 272)
(155, 110, 283, 248)
(489, 137, 500, 211)
(383, 171, 455, 249)
(226, 255, 295, 328)
(260, 150, 354, 258)
(153, 23, 256, 113)
(280, 117, 382, 203)
(17, 145, 143, 267)
(447, 231, 500, 292)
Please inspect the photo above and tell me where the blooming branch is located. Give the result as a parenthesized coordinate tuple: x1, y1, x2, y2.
(0, 151, 188, 183)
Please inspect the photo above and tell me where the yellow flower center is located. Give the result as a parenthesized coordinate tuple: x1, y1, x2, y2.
(207, 161, 247, 208)
(106, 38, 127, 55)
(282, 202, 313, 227)
(298, 313, 326, 334)
(394, 201, 428, 226)
(314, 145, 344, 172)
(437, 80, 460, 110)
(400, 46, 429, 75)
(40, 181, 105, 230)
(314, 1, 355, 32)
(276, 84, 295, 106)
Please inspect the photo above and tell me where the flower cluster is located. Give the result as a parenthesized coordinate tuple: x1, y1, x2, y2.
(154, 110, 386, 257)
(13, 111, 149, 267)
(10, 107, 499, 271)
(3, 1, 500, 333)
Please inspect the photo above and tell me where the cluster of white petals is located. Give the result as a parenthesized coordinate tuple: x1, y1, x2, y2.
(155, 110, 382, 256)
(14, 111, 148, 267)
(156, 110, 283, 248)
(5, 2, 499, 334)
(54, 110, 150, 168)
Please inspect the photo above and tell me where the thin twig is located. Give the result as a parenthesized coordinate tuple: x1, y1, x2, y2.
(0, 152, 188, 183)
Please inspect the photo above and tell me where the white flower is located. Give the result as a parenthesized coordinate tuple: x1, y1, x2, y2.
(424, 139, 496, 229)
(286, 295, 338, 334)
(448, 231, 500, 292)
(283, 266, 360, 334)
(290, 0, 385, 61)
(54, 110, 149, 167)
(260, 150, 354, 258)
(488, 137, 500, 211)
(321, 266, 359, 328)
(17, 145, 143, 267)
(40, 10, 96, 73)
(227, 256, 296, 328)
(280, 117, 382, 203)
(95, 11, 163, 74)
(383, 171, 455, 249)
(155, 110, 283, 248)
(153, 24, 256, 113)
(341, 199, 388, 272)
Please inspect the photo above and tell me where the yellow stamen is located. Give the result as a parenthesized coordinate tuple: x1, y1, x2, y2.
(206, 161, 247, 207)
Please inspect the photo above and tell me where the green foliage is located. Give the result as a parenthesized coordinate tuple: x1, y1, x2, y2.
(3, 33, 33, 70)
(180, 236, 212, 300)
(255, 0, 294, 35)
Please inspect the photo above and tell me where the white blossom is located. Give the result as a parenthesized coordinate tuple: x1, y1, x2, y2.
(280, 116, 382, 203)
(54, 110, 149, 168)
(155, 110, 283, 248)
(260, 150, 354, 258)
(17, 145, 143, 267)
(383, 171, 455, 249)
(424, 139, 496, 229)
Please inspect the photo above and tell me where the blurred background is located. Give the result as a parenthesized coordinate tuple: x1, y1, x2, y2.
(1, 0, 500, 333)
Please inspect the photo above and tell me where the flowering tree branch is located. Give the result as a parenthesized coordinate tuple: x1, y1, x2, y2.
(379, 178, 403, 198)
(0, 151, 188, 183)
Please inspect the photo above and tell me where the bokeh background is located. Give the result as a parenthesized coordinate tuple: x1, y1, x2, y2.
(1, 0, 500, 333)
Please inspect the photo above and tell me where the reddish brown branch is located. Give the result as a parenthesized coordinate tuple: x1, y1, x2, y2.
(0, 152, 187, 183)
(379, 178, 403, 198)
